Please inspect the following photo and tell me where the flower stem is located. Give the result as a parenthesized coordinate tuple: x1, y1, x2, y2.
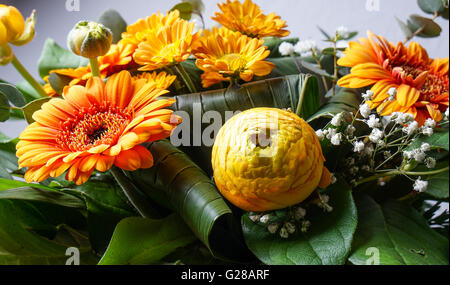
(11, 55, 47, 98)
(173, 63, 197, 93)
(89, 57, 101, 78)
(110, 166, 161, 219)
(354, 166, 449, 187)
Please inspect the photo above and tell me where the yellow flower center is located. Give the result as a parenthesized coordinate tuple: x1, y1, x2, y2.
(220, 53, 247, 72)
(56, 105, 131, 151)
(421, 73, 449, 101)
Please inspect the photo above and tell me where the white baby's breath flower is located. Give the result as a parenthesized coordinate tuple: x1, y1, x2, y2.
(331, 133, 343, 145)
(294, 207, 306, 220)
(367, 114, 381, 128)
(259, 214, 271, 223)
(413, 149, 426, 162)
(422, 127, 434, 136)
(330, 173, 337, 184)
(326, 128, 337, 140)
(349, 166, 359, 175)
(387, 87, 397, 101)
(424, 118, 436, 128)
(425, 157, 436, 169)
(402, 121, 419, 135)
(403, 150, 413, 160)
(285, 222, 296, 234)
(369, 128, 384, 143)
(315, 129, 325, 141)
(413, 177, 428, 193)
(331, 112, 344, 127)
(267, 223, 279, 234)
(294, 39, 317, 55)
(394, 112, 414, 125)
(336, 25, 350, 38)
(353, 141, 365, 153)
(359, 103, 371, 119)
(362, 90, 374, 101)
(421, 143, 431, 152)
(445, 107, 449, 118)
(279, 41, 295, 56)
(279, 226, 289, 238)
(345, 157, 355, 166)
(363, 144, 374, 156)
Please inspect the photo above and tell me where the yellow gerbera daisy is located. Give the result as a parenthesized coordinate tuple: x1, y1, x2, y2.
(192, 27, 274, 88)
(17, 71, 181, 185)
(211, 0, 289, 38)
(133, 19, 199, 71)
(121, 10, 181, 50)
(133, 71, 177, 90)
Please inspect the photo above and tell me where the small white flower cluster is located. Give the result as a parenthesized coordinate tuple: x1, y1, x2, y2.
(294, 39, 317, 56)
(336, 25, 350, 38)
(403, 142, 435, 168)
(387, 87, 397, 102)
(316, 124, 344, 146)
(413, 177, 428, 193)
(278, 41, 295, 56)
(359, 103, 372, 119)
(362, 90, 374, 101)
(445, 108, 449, 119)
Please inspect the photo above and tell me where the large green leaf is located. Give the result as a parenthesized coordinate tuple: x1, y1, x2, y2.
(407, 14, 442, 38)
(0, 199, 98, 265)
(38, 38, 88, 79)
(0, 92, 10, 122)
(21, 97, 52, 124)
(0, 137, 18, 179)
(0, 178, 55, 192)
(169, 74, 320, 174)
(0, 187, 85, 209)
(0, 83, 26, 107)
(407, 130, 449, 151)
(426, 171, 449, 199)
(98, 9, 127, 44)
(128, 140, 253, 261)
(99, 214, 196, 265)
(418, 0, 445, 14)
(349, 194, 448, 265)
(242, 178, 357, 265)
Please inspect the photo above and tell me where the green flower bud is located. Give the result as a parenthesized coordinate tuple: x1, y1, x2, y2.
(67, 21, 112, 58)
(0, 43, 13, 65)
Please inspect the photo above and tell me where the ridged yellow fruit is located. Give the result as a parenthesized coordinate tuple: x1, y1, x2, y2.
(212, 107, 330, 212)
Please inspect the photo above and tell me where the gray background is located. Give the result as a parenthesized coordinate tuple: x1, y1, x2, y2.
(0, 0, 449, 137)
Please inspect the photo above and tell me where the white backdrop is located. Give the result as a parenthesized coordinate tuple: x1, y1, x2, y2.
(0, 0, 449, 137)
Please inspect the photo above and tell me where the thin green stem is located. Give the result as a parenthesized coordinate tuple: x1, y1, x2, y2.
(173, 63, 197, 93)
(354, 166, 449, 187)
(11, 55, 47, 98)
(290, 54, 303, 73)
(110, 166, 161, 219)
(89, 57, 101, 78)
(295, 75, 310, 116)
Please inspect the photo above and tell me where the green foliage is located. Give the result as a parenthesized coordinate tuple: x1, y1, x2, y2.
(242, 178, 357, 265)
(98, 9, 128, 43)
(349, 194, 448, 265)
(99, 214, 196, 265)
(0, 83, 27, 108)
(21, 97, 52, 124)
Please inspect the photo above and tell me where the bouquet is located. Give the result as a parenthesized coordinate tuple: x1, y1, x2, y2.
(0, 0, 448, 266)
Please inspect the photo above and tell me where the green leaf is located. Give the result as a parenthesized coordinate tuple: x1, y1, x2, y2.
(170, 2, 194, 20)
(128, 140, 253, 261)
(98, 9, 127, 44)
(263, 37, 299, 58)
(396, 17, 413, 39)
(0, 178, 56, 192)
(16, 80, 41, 101)
(99, 214, 196, 265)
(407, 14, 442, 38)
(169, 74, 320, 174)
(307, 86, 361, 122)
(0, 199, 97, 265)
(0, 92, 10, 122)
(407, 130, 449, 151)
(21, 97, 52, 124)
(0, 187, 85, 209)
(242, 178, 357, 265)
(0, 83, 26, 107)
(47, 72, 73, 96)
(38, 38, 88, 79)
(426, 171, 449, 199)
(349, 195, 448, 265)
(418, 0, 445, 14)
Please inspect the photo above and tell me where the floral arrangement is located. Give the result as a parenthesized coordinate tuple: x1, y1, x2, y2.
(0, 0, 448, 266)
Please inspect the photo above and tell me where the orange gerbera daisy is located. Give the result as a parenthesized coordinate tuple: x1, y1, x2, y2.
(211, 0, 289, 38)
(133, 18, 199, 71)
(43, 41, 135, 97)
(121, 10, 181, 50)
(337, 31, 449, 125)
(17, 70, 181, 185)
(192, 27, 274, 87)
(133, 71, 176, 90)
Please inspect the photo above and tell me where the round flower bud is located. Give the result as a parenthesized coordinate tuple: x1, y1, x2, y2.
(0, 43, 13, 65)
(0, 5, 25, 45)
(67, 21, 112, 58)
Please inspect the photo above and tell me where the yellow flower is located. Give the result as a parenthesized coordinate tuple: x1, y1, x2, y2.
(133, 71, 177, 90)
(121, 10, 181, 50)
(0, 5, 35, 46)
(133, 18, 199, 71)
(192, 27, 274, 88)
(211, 0, 289, 38)
(17, 71, 181, 185)
(212, 108, 330, 211)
